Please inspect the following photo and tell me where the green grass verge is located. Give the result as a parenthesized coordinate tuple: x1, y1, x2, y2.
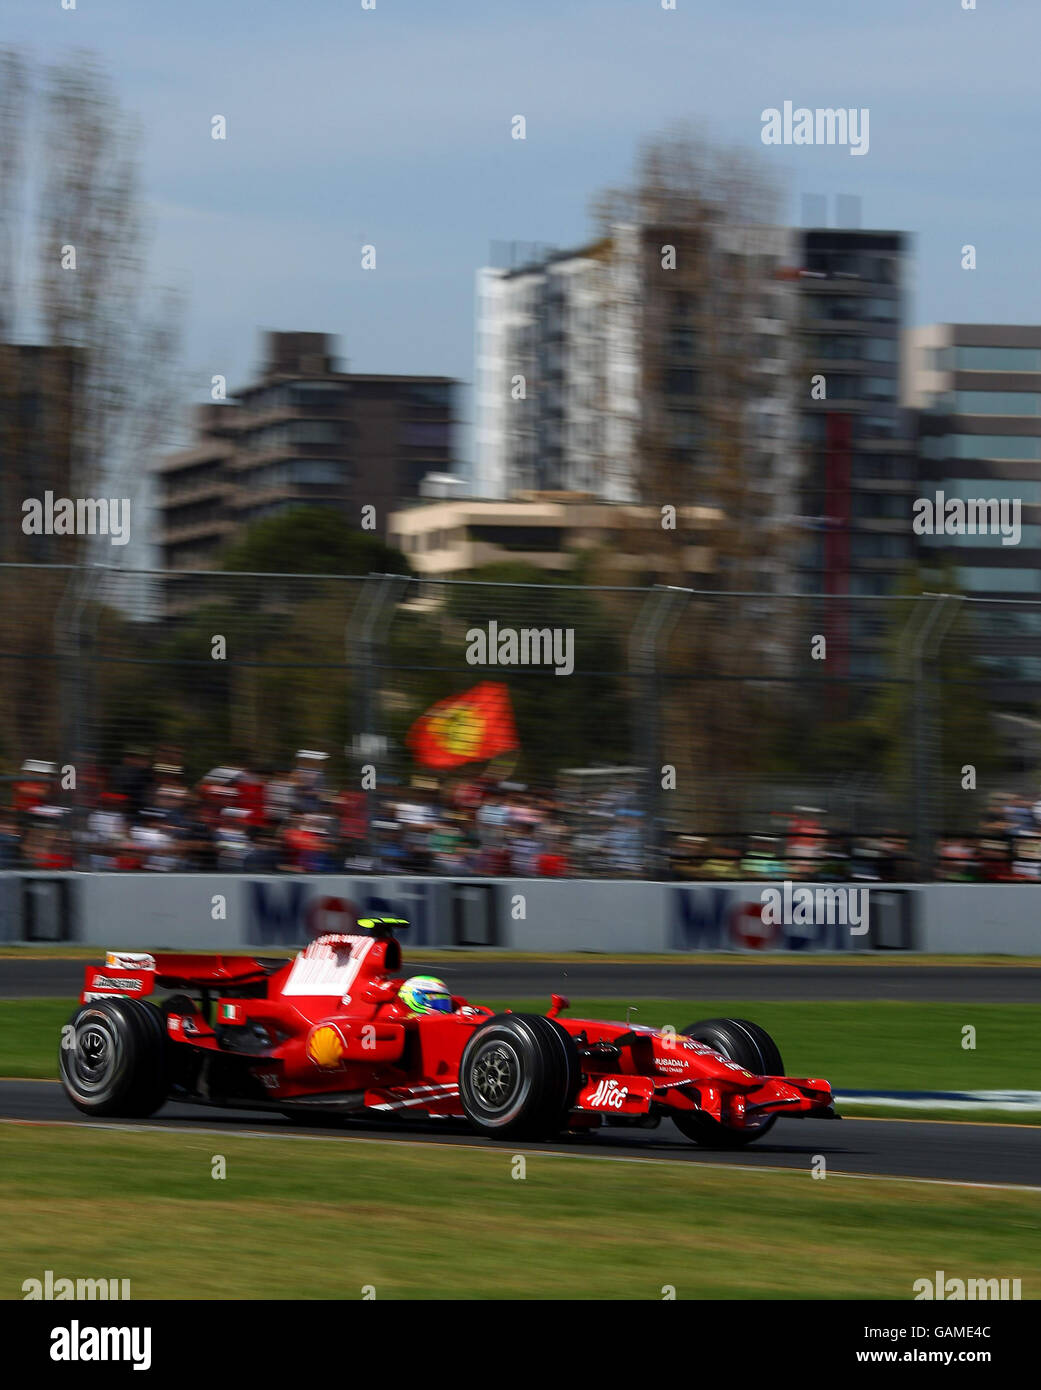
(838, 1106, 1041, 1125)
(1, 1000, 75, 1079)
(1, 1126, 1037, 1299)
(4, 998, 1039, 1114)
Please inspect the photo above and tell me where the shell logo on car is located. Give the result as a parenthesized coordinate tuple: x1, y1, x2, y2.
(306, 1024, 345, 1069)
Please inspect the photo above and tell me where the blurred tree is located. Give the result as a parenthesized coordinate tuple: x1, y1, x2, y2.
(0, 48, 181, 773)
(590, 124, 797, 833)
(382, 561, 631, 785)
(89, 510, 412, 780)
(757, 567, 1000, 837)
(219, 506, 411, 577)
(590, 122, 790, 583)
(855, 571, 998, 836)
(218, 509, 410, 773)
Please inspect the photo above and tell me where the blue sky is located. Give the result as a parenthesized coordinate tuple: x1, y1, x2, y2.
(7, 0, 1041, 469)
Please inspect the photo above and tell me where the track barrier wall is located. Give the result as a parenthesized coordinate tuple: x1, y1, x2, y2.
(2, 873, 1039, 954)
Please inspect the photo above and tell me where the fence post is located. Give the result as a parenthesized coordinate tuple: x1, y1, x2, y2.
(53, 564, 101, 869)
(345, 572, 411, 864)
(906, 593, 963, 879)
(628, 586, 691, 878)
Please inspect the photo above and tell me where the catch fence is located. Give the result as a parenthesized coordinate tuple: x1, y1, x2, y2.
(0, 563, 1036, 878)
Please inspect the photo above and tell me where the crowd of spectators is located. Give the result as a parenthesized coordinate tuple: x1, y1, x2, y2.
(668, 799, 1041, 883)
(669, 832, 912, 882)
(4, 759, 1041, 881)
(932, 792, 1041, 882)
(0, 751, 593, 877)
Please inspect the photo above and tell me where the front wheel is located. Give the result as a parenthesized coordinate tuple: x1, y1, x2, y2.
(673, 1017, 783, 1148)
(459, 1014, 579, 1140)
(59, 998, 168, 1118)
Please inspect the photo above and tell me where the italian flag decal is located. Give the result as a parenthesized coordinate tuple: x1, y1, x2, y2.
(219, 1002, 245, 1024)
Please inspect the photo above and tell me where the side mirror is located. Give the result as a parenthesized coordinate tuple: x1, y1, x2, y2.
(548, 994, 570, 1018)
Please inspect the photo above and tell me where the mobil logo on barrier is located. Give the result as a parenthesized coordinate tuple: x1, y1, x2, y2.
(246, 880, 350, 945)
(669, 884, 854, 952)
(246, 878, 432, 946)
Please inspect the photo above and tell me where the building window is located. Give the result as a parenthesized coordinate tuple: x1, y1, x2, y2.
(250, 384, 291, 411)
(952, 391, 1041, 416)
(851, 532, 913, 559)
(804, 296, 860, 320)
(467, 525, 563, 552)
(848, 573, 891, 595)
(667, 328, 698, 357)
(926, 434, 1041, 461)
(851, 492, 908, 520)
(863, 298, 898, 321)
(401, 422, 451, 448)
(664, 369, 698, 397)
(288, 381, 344, 406)
(405, 383, 453, 409)
(939, 477, 1040, 503)
(291, 420, 342, 444)
(857, 414, 900, 439)
(956, 567, 1041, 593)
(920, 525, 1041, 548)
(947, 346, 1041, 371)
(290, 459, 349, 485)
(852, 453, 911, 478)
(668, 411, 703, 448)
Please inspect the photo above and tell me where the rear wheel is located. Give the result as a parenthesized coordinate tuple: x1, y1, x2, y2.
(459, 1014, 579, 1140)
(673, 1017, 783, 1148)
(59, 998, 168, 1118)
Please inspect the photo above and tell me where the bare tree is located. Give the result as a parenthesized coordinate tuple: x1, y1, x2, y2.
(589, 125, 801, 839)
(0, 48, 182, 771)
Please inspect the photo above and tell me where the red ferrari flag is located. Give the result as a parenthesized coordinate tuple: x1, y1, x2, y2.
(406, 682, 519, 770)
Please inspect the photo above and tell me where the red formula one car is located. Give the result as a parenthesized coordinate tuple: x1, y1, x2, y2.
(60, 918, 836, 1146)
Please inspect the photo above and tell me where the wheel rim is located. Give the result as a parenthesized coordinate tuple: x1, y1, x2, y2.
(469, 1041, 521, 1114)
(64, 1015, 122, 1097)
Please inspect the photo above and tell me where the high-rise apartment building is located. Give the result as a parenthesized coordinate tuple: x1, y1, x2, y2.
(794, 229, 914, 604)
(474, 224, 800, 591)
(155, 331, 458, 571)
(0, 344, 80, 562)
(905, 323, 1041, 600)
(475, 241, 625, 500)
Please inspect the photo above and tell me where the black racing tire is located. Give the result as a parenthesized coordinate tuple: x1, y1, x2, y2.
(59, 998, 169, 1118)
(673, 1017, 784, 1148)
(459, 1013, 580, 1140)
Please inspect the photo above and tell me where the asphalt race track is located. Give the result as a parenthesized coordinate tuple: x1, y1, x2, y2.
(3, 957, 1041, 1002)
(3, 1079, 1039, 1189)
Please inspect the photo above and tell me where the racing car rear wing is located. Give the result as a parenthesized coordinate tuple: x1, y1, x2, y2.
(151, 954, 286, 987)
(80, 950, 288, 1003)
